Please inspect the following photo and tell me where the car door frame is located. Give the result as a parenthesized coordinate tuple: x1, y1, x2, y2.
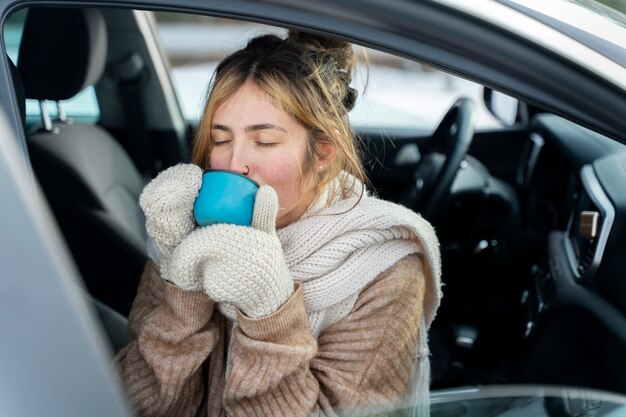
(0, 54, 133, 416)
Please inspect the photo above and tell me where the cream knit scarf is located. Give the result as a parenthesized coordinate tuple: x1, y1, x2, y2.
(217, 173, 442, 415)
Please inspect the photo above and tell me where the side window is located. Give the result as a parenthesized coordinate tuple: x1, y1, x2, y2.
(3, 9, 100, 125)
(152, 12, 501, 133)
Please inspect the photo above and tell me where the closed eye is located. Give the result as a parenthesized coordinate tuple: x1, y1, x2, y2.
(256, 142, 278, 148)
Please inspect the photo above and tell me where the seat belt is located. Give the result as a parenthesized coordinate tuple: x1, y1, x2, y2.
(110, 52, 159, 179)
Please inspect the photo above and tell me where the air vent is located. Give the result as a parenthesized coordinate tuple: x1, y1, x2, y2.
(564, 166, 614, 283)
(576, 210, 600, 277)
(577, 237, 597, 277)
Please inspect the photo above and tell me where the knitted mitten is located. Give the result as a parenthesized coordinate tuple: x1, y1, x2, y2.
(139, 163, 203, 290)
(168, 186, 294, 318)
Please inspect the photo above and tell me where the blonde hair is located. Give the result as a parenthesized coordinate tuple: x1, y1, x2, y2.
(192, 30, 367, 205)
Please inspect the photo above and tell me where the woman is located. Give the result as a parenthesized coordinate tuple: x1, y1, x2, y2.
(115, 30, 441, 417)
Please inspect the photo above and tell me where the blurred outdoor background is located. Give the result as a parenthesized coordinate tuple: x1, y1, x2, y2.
(153, 12, 501, 133)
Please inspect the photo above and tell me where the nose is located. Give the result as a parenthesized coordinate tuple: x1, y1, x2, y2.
(227, 142, 251, 176)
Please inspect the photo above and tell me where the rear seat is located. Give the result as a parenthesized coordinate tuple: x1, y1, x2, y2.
(9, 51, 129, 352)
(15, 7, 148, 316)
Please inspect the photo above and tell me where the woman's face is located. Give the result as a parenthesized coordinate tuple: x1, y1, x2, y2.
(209, 82, 315, 228)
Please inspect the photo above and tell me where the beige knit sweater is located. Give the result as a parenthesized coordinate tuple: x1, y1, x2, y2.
(115, 253, 426, 417)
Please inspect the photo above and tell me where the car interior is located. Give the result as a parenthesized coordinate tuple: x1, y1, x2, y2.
(4, 5, 626, 396)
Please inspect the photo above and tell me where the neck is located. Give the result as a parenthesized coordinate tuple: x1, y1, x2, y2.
(276, 188, 316, 228)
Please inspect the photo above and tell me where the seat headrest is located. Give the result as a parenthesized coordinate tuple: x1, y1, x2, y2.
(7, 56, 26, 125)
(17, 7, 107, 101)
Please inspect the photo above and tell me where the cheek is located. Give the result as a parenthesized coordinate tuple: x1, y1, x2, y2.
(256, 158, 304, 209)
(209, 152, 227, 170)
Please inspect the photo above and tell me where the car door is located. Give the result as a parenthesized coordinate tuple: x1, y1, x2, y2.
(0, 39, 132, 417)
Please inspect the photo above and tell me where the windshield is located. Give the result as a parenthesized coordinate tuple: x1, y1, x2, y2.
(507, 0, 626, 65)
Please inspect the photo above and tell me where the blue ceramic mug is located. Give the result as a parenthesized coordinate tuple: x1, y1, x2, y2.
(193, 170, 259, 227)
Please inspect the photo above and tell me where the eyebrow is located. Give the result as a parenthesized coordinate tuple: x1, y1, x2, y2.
(212, 123, 287, 133)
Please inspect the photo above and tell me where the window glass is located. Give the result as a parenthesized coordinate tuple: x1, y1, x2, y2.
(153, 12, 501, 132)
(3, 9, 100, 124)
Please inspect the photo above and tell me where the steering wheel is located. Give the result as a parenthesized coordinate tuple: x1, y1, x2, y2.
(408, 97, 477, 221)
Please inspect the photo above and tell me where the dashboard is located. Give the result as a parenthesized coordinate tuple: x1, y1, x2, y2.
(532, 115, 626, 312)
(528, 114, 626, 319)
(517, 114, 626, 393)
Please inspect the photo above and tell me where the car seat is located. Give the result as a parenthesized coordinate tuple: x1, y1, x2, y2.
(17, 7, 148, 316)
(8, 54, 129, 354)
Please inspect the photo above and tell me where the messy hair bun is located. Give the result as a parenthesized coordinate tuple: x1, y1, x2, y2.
(287, 29, 358, 112)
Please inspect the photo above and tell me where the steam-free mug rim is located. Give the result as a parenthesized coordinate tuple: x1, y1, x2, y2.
(202, 169, 260, 187)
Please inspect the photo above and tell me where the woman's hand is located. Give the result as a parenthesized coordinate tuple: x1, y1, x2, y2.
(139, 163, 203, 289)
(168, 186, 294, 318)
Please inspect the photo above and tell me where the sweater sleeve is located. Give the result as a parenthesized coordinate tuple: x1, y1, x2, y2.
(224, 254, 426, 417)
(114, 261, 219, 417)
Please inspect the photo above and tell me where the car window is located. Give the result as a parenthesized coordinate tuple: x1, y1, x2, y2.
(3, 9, 100, 124)
(153, 12, 502, 133)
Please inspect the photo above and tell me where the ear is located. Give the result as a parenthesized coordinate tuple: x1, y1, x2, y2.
(315, 139, 337, 168)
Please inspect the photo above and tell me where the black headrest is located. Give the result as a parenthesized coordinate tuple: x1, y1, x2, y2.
(17, 7, 107, 101)
(7, 56, 26, 125)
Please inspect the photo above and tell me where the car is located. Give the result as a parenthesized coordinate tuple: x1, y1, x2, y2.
(1, 0, 626, 416)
